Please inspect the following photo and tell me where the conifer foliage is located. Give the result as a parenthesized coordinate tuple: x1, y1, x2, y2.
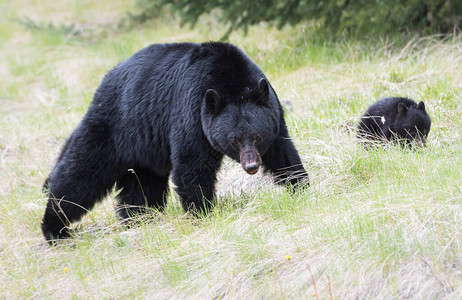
(133, 0, 462, 38)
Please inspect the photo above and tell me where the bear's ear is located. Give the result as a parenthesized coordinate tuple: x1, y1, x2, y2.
(417, 101, 426, 111)
(205, 89, 223, 114)
(255, 78, 269, 105)
(397, 103, 408, 116)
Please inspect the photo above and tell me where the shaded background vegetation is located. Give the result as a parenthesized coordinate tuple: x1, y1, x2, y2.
(132, 0, 462, 38)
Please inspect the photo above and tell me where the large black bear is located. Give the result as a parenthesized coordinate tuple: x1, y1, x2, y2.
(357, 97, 431, 147)
(42, 42, 309, 243)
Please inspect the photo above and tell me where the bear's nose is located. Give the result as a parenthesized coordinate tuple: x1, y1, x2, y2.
(244, 162, 260, 174)
(239, 143, 261, 175)
(415, 135, 425, 147)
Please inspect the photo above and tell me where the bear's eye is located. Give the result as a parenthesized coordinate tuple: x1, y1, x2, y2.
(252, 134, 262, 143)
(232, 136, 241, 145)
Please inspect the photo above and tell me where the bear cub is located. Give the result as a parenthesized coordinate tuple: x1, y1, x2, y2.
(41, 42, 309, 243)
(357, 97, 431, 147)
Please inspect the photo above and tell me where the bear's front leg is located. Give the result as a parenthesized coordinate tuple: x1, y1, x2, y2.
(171, 145, 223, 214)
(262, 123, 309, 188)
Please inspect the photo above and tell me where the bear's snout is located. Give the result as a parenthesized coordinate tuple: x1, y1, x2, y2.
(240, 145, 261, 175)
(244, 162, 260, 174)
(414, 134, 426, 147)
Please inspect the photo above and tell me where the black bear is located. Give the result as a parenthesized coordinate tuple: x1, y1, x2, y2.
(357, 97, 431, 146)
(42, 42, 309, 243)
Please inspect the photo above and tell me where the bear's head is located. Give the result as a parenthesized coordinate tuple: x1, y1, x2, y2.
(392, 100, 431, 146)
(202, 78, 280, 174)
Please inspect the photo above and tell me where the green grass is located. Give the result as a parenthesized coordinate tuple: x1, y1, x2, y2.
(1, 0, 462, 298)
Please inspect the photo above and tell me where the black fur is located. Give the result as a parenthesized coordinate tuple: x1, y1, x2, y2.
(357, 97, 431, 147)
(41, 42, 309, 243)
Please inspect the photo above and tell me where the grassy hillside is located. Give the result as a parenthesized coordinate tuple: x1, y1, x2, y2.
(1, 0, 461, 298)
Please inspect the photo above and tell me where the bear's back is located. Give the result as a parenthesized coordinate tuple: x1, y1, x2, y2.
(367, 97, 416, 119)
(97, 42, 262, 107)
(85, 42, 268, 171)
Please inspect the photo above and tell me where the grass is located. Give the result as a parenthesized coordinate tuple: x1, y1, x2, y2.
(1, 0, 462, 298)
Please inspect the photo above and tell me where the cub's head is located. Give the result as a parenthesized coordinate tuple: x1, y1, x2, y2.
(202, 78, 280, 174)
(393, 101, 431, 146)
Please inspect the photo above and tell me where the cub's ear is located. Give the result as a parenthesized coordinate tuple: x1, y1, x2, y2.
(255, 78, 269, 105)
(398, 103, 408, 116)
(417, 101, 426, 111)
(205, 89, 223, 114)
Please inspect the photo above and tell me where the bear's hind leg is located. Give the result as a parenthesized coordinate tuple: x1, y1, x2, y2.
(116, 168, 169, 219)
(42, 169, 116, 243)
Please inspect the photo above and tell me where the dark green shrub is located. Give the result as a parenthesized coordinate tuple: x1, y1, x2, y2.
(132, 0, 462, 38)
